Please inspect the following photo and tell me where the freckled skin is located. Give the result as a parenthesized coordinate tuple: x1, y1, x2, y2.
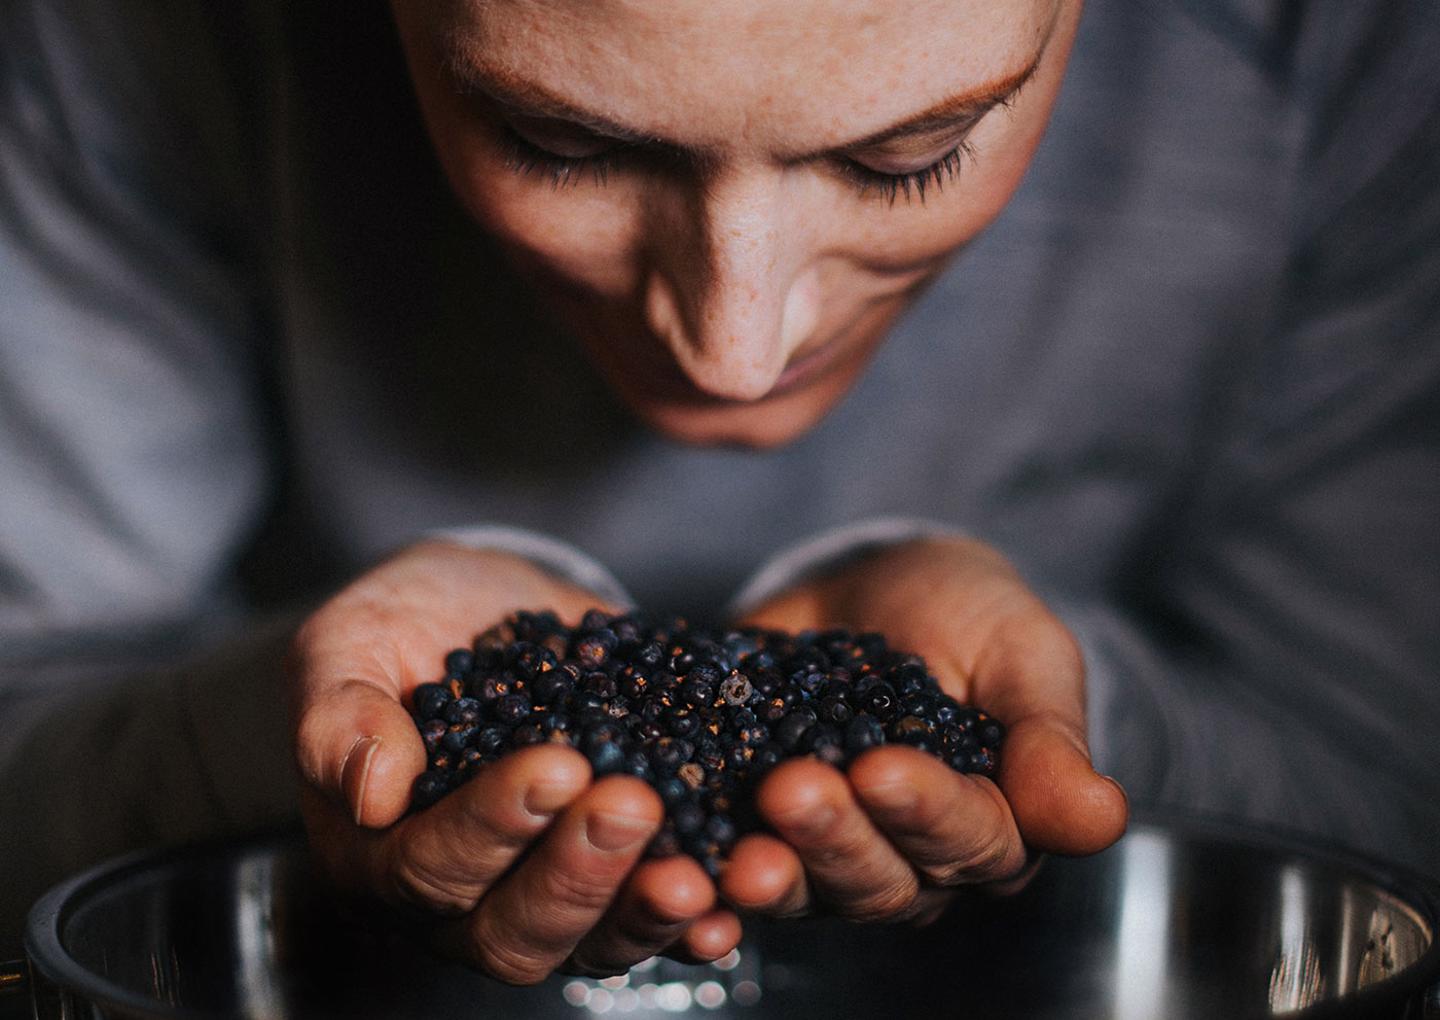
(390, 0, 1079, 447)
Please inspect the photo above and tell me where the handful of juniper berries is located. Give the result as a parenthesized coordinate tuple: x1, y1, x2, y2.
(409, 609, 1004, 877)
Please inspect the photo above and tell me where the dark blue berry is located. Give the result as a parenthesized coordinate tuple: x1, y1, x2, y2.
(444, 697, 483, 725)
(412, 770, 451, 808)
(774, 712, 814, 752)
(410, 609, 1003, 876)
(859, 684, 898, 720)
(493, 692, 532, 724)
(420, 718, 448, 752)
(575, 629, 618, 668)
(666, 712, 701, 739)
(586, 739, 625, 776)
(444, 648, 475, 676)
(475, 725, 508, 754)
(442, 724, 479, 754)
(672, 801, 706, 835)
(529, 670, 571, 706)
(413, 683, 453, 720)
(845, 715, 885, 754)
(680, 676, 714, 709)
(705, 813, 737, 850)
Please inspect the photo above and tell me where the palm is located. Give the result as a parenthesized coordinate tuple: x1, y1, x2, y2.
(721, 536, 1127, 922)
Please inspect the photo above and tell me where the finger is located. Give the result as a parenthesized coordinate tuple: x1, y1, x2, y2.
(385, 745, 591, 914)
(668, 909, 743, 964)
(453, 776, 663, 985)
(754, 758, 922, 922)
(290, 544, 623, 829)
(985, 851, 1047, 898)
(909, 889, 955, 926)
(565, 855, 717, 976)
(720, 833, 811, 916)
(294, 675, 426, 828)
(969, 612, 1129, 855)
(848, 746, 1027, 886)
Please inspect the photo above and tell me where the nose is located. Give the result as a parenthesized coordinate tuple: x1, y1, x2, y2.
(644, 168, 820, 402)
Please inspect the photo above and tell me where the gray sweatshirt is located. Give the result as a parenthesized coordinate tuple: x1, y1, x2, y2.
(2, 0, 1438, 951)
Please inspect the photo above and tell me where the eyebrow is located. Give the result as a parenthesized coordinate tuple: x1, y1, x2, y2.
(837, 56, 1043, 152)
(450, 60, 665, 146)
(449, 50, 1044, 157)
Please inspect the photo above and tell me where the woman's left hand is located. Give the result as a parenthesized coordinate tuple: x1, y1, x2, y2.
(719, 536, 1129, 923)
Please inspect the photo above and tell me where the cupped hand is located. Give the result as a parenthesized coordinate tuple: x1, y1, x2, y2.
(290, 541, 741, 983)
(721, 536, 1128, 922)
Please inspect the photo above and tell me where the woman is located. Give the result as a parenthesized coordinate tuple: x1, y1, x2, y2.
(2, 0, 1436, 982)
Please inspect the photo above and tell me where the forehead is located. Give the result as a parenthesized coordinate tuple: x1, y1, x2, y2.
(448, 0, 1057, 149)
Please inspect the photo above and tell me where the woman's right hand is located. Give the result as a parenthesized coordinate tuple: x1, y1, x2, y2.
(289, 541, 741, 983)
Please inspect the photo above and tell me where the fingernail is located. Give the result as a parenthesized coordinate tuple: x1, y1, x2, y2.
(862, 783, 919, 814)
(585, 810, 655, 853)
(340, 736, 381, 827)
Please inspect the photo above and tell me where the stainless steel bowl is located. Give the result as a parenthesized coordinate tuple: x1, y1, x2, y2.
(12, 816, 1440, 1019)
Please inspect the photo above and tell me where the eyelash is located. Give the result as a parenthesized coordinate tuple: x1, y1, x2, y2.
(500, 128, 976, 205)
(839, 141, 976, 205)
(502, 130, 621, 188)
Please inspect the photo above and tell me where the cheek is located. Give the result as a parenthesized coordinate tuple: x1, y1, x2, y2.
(467, 174, 642, 295)
(416, 107, 643, 297)
(835, 138, 1046, 272)
(468, 173, 642, 295)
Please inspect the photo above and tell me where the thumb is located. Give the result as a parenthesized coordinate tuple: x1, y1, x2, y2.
(294, 678, 426, 829)
(998, 713, 1128, 855)
(972, 616, 1128, 856)
(733, 584, 829, 632)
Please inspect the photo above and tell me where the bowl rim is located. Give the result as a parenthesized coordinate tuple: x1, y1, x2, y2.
(23, 814, 1440, 1019)
(24, 826, 304, 1020)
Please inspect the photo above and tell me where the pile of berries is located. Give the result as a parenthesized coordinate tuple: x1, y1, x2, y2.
(409, 609, 1003, 876)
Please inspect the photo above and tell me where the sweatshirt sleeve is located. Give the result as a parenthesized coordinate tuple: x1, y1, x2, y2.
(1039, 3, 1440, 877)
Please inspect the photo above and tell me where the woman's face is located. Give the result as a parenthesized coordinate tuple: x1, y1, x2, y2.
(392, 0, 1080, 447)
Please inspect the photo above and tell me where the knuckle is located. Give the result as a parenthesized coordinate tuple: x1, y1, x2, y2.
(465, 795, 544, 848)
(565, 945, 639, 980)
(1053, 625, 1085, 678)
(543, 862, 619, 916)
(292, 703, 334, 784)
(846, 879, 920, 922)
(474, 937, 552, 986)
(389, 851, 476, 915)
(951, 829, 1019, 883)
(615, 898, 690, 947)
(921, 858, 969, 888)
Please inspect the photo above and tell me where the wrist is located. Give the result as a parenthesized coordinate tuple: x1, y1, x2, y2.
(726, 516, 971, 619)
(425, 524, 635, 610)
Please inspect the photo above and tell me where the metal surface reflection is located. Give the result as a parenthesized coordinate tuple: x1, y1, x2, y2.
(21, 818, 1440, 1019)
(559, 946, 762, 1016)
(1112, 828, 1172, 1019)
(1269, 866, 1324, 1013)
